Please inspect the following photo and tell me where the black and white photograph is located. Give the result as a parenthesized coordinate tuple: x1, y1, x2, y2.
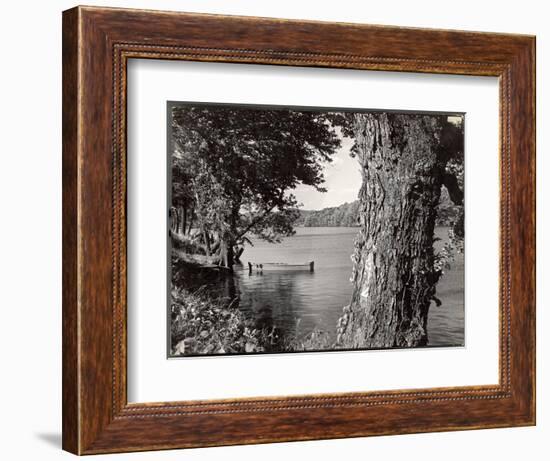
(168, 102, 465, 357)
(1, 0, 542, 458)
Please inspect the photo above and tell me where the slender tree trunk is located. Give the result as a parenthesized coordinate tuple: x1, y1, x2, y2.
(192, 191, 211, 257)
(226, 243, 235, 269)
(200, 225, 211, 257)
(181, 206, 187, 236)
(174, 206, 183, 235)
(173, 207, 178, 234)
(187, 208, 194, 236)
(338, 113, 445, 348)
(218, 203, 241, 270)
(169, 206, 177, 234)
(234, 246, 244, 263)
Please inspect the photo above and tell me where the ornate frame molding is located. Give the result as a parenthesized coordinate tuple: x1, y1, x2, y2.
(63, 6, 535, 454)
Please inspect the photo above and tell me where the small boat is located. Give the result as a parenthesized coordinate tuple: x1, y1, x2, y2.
(248, 261, 314, 273)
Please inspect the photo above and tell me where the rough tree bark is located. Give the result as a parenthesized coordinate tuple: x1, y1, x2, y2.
(217, 238, 234, 270)
(338, 113, 446, 348)
(217, 204, 241, 270)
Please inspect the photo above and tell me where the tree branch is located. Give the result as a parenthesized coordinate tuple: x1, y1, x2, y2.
(235, 190, 286, 241)
(235, 204, 277, 241)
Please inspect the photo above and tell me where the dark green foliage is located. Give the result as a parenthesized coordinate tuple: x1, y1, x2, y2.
(170, 288, 336, 356)
(170, 232, 206, 255)
(170, 288, 270, 355)
(171, 105, 342, 268)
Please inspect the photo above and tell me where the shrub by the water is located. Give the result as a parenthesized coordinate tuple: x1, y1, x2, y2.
(170, 288, 276, 356)
(170, 233, 206, 255)
(284, 329, 334, 351)
(170, 288, 336, 356)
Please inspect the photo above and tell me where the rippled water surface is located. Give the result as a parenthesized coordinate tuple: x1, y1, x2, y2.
(233, 226, 464, 347)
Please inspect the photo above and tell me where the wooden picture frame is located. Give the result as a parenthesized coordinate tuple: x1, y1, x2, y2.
(62, 5, 536, 455)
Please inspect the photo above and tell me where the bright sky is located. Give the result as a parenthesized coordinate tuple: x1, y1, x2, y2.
(293, 114, 463, 210)
(293, 136, 362, 210)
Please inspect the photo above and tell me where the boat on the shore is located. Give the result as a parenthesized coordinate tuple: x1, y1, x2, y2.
(247, 261, 314, 273)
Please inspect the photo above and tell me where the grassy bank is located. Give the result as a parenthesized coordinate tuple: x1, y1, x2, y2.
(171, 288, 268, 356)
(170, 288, 336, 356)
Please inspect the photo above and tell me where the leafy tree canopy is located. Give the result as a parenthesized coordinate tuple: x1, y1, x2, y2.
(171, 105, 342, 266)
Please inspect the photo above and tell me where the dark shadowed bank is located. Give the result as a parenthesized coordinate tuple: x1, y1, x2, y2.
(170, 255, 334, 356)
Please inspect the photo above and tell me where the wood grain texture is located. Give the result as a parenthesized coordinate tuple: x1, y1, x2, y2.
(62, 7, 80, 454)
(62, 5, 536, 455)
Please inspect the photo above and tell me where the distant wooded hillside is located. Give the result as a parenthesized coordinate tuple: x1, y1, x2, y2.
(296, 187, 459, 227)
(295, 201, 361, 227)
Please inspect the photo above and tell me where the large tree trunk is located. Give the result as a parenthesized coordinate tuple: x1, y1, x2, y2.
(218, 238, 235, 270)
(217, 204, 241, 271)
(338, 113, 445, 348)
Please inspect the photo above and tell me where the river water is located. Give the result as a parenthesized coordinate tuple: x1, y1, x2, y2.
(233, 226, 464, 347)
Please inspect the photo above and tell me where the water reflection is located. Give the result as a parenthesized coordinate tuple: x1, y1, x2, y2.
(237, 270, 315, 335)
(173, 227, 464, 348)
